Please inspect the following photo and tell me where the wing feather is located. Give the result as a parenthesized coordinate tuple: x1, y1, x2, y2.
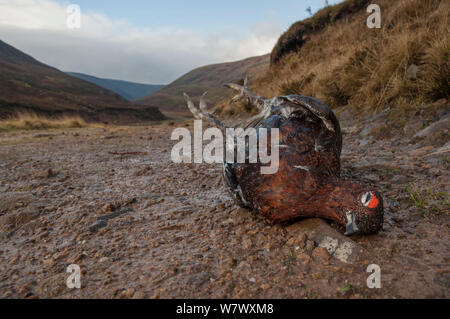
(280, 95, 342, 154)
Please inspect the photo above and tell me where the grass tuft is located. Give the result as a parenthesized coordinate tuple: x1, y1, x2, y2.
(0, 113, 97, 132)
(405, 183, 449, 217)
(218, 0, 449, 120)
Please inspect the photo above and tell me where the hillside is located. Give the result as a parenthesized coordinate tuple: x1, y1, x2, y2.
(137, 54, 269, 114)
(218, 0, 449, 120)
(0, 40, 165, 122)
(66, 72, 165, 101)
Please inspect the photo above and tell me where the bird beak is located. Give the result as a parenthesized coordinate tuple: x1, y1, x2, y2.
(345, 211, 359, 236)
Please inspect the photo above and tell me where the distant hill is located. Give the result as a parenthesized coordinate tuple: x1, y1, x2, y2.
(0, 40, 165, 123)
(137, 54, 270, 114)
(66, 72, 164, 101)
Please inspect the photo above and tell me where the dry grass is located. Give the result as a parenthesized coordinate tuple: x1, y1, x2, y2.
(217, 0, 449, 119)
(270, 0, 370, 65)
(0, 113, 96, 132)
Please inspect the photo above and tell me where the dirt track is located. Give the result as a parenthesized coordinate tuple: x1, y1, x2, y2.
(0, 110, 449, 298)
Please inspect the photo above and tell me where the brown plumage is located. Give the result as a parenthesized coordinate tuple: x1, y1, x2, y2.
(184, 77, 383, 235)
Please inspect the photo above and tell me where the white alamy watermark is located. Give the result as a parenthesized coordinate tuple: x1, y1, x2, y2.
(367, 4, 381, 29)
(171, 120, 280, 175)
(366, 264, 381, 289)
(66, 4, 81, 29)
(66, 264, 81, 289)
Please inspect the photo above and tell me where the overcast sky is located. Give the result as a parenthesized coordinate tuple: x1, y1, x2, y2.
(0, 0, 342, 84)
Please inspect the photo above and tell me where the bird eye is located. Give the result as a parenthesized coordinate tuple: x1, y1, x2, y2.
(361, 192, 372, 206)
(361, 191, 379, 209)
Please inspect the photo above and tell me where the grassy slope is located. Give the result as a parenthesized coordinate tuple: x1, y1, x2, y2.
(270, 0, 371, 65)
(217, 0, 449, 123)
(0, 40, 165, 122)
(66, 72, 165, 101)
(137, 54, 269, 114)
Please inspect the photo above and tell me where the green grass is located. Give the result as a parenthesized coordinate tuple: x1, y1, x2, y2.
(405, 183, 449, 217)
(340, 284, 354, 294)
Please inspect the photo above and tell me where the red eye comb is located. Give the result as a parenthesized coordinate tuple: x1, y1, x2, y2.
(368, 192, 379, 209)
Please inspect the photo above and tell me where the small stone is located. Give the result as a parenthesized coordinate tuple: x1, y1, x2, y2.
(102, 203, 117, 213)
(305, 240, 315, 253)
(260, 283, 271, 290)
(124, 288, 135, 298)
(234, 289, 250, 299)
(132, 291, 147, 299)
(286, 233, 308, 249)
(413, 115, 450, 140)
(38, 168, 56, 179)
(297, 253, 312, 265)
(297, 233, 308, 248)
(312, 247, 331, 261)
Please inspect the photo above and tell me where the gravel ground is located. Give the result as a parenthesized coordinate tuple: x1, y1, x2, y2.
(0, 108, 448, 299)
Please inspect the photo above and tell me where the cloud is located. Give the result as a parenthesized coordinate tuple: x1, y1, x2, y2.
(0, 0, 282, 84)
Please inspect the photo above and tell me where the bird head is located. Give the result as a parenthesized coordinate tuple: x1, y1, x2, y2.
(326, 182, 384, 235)
(342, 189, 384, 235)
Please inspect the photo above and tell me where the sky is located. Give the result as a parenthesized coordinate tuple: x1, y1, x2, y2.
(0, 0, 342, 84)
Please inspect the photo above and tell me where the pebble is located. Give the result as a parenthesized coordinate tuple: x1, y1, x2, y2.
(305, 240, 315, 253)
(312, 247, 331, 261)
(287, 233, 308, 249)
(132, 291, 147, 299)
(260, 283, 271, 290)
(120, 288, 136, 299)
(99, 257, 110, 263)
(37, 168, 56, 179)
(102, 203, 117, 212)
(296, 253, 312, 265)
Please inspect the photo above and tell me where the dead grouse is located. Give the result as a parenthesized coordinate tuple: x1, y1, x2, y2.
(184, 77, 383, 235)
